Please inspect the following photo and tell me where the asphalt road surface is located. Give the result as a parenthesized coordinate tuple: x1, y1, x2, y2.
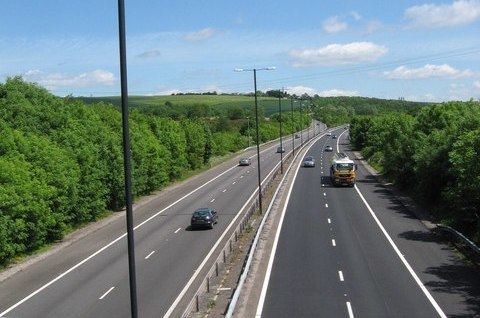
(258, 127, 480, 318)
(0, 123, 324, 318)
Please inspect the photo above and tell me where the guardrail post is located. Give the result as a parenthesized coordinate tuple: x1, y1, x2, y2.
(196, 294, 199, 312)
(229, 240, 233, 252)
(207, 277, 210, 293)
(215, 262, 219, 277)
(223, 250, 226, 263)
(235, 231, 238, 242)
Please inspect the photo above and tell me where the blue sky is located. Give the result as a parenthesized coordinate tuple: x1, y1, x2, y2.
(1, 0, 480, 101)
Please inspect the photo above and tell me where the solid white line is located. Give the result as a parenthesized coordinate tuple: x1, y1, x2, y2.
(0, 133, 296, 317)
(232, 181, 236, 185)
(336, 129, 348, 153)
(332, 239, 336, 246)
(346, 302, 354, 318)
(354, 185, 447, 318)
(99, 287, 115, 300)
(210, 198, 215, 203)
(327, 218, 331, 223)
(338, 270, 344, 281)
(174, 228, 181, 234)
(145, 250, 156, 259)
(255, 134, 322, 317)
(222, 189, 227, 193)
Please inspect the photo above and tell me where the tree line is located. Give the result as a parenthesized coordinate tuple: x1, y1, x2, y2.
(0, 78, 309, 265)
(349, 100, 480, 244)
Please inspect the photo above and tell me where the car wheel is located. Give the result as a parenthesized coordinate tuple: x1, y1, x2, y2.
(209, 223, 214, 229)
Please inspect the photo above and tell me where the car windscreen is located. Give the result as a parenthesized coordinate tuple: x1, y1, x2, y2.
(305, 156, 314, 161)
(336, 163, 353, 171)
(193, 210, 211, 217)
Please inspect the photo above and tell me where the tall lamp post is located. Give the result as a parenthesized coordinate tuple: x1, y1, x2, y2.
(246, 116, 251, 148)
(278, 92, 284, 174)
(117, 1, 138, 317)
(300, 100, 304, 146)
(234, 67, 275, 214)
(290, 97, 295, 157)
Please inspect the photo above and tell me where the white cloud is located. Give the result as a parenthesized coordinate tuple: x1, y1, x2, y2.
(384, 64, 474, 79)
(322, 16, 348, 33)
(23, 69, 116, 88)
(184, 28, 218, 42)
(474, 80, 480, 89)
(286, 86, 359, 97)
(136, 49, 161, 58)
(146, 89, 182, 96)
(290, 42, 388, 67)
(405, 0, 480, 28)
(364, 20, 383, 34)
(350, 11, 362, 21)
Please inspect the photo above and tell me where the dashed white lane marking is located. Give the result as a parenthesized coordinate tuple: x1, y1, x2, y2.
(145, 250, 155, 259)
(210, 198, 215, 203)
(323, 192, 326, 196)
(332, 239, 336, 246)
(327, 218, 331, 223)
(346, 301, 354, 318)
(99, 286, 115, 300)
(218, 287, 232, 291)
(222, 189, 227, 193)
(240, 175, 244, 178)
(339, 270, 344, 282)
(247, 170, 250, 173)
(174, 228, 181, 234)
(325, 203, 328, 208)
(232, 181, 236, 185)
(322, 184, 325, 187)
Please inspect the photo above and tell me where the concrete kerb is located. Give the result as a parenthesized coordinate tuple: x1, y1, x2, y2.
(181, 130, 328, 317)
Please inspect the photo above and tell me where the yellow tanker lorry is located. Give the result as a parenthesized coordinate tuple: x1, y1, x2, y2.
(330, 153, 357, 187)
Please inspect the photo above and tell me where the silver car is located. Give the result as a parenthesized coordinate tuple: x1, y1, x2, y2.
(239, 158, 251, 166)
(276, 146, 285, 153)
(325, 145, 333, 152)
(303, 156, 315, 167)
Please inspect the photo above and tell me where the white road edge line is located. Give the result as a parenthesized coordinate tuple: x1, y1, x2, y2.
(255, 132, 322, 318)
(168, 136, 306, 318)
(99, 287, 115, 300)
(145, 251, 156, 259)
(0, 132, 294, 317)
(338, 270, 344, 281)
(336, 129, 447, 318)
(174, 228, 181, 234)
(346, 301, 354, 318)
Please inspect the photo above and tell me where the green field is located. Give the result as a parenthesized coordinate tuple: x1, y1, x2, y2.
(80, 94, 296, 117)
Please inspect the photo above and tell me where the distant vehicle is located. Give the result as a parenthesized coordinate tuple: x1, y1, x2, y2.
(191, 208, 218, 229)
(295, 134, 300, 139)
(239, 158, 251, 166)
(277, 146, 285, 153)
(325, 145, 333, 152)
(330, 153, 357, 187)
(303, 156, 316, 167)
(332, 134, 337, 139)
(326, 132, 332, 136)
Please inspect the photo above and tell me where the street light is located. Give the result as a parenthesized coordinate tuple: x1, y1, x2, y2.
(290, 96, 295, 157)
(246, 116, 251, 148)
(278, 92, 284, 174)
(234, 67, 276, 214)
(117, 0, 138, 317)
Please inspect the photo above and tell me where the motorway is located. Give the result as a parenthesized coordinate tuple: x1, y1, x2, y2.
(257, 127, 480, 317)
(0, 123, 322, 318)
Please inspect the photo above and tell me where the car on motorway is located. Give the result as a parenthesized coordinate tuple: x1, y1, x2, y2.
(332, 134, 337, 139)
(238, 158, 251, 166)
(191, 208, 218, 229)
(276, 146, 285, 153)
(325, 145, 333, 152)
(303, 156, 316, 167)
(326, 132, 332, 136)
(295, 134, 300, 139)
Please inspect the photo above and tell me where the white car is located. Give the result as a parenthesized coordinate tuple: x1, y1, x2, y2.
(326, 132, 332, 136)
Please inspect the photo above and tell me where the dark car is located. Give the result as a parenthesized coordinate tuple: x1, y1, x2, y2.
(303, 156, 315, 167)
(191, 208, 218, 229)
(325, 145, 333, 152)
(276, 146, 285, 153)
(239, 158, 251, 166)
(332, 134, 337, 139)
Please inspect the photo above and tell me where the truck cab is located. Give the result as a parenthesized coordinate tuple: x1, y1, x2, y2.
(330, 153, 357, 187)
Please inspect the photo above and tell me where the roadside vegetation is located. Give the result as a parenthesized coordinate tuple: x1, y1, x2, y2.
(0, 78, 309, 266)
(349, 101, 480, 244)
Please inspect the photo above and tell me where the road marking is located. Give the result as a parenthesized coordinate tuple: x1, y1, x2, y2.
(99, 287, 115, 300)
(354, 184, 447, 318)
(346, 302, 354, 318)
(232, 181, 236, 185)
(145, 251, 155, 259)
(332, 239, 336, 246)
(327, 218, 331, 223)
(247, 170, 250, 173)
(322, 184, 325, 187)
(240, 175, 244, 179)
(174, 228, 181, 234)
(218, 287, 232, 291)
(255, 133, 323, 318)
(210, 198, 215, 203)
(323, 193, 326, 196)
(338, 270, 344, 281)
(325, 203, 328, 208)
(222, 189, 227, 193)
